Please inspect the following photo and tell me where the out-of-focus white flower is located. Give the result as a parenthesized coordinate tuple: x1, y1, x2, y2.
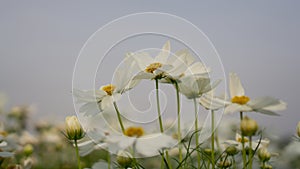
(225, 72, 286, 115)
(74, 56, 139, 116)
(65, 116, 84, 140)
(19, 131, 38, 145)
(224, 133, 270, 151)
(178, 75, 220, 99)
(78, 127, 176, 157)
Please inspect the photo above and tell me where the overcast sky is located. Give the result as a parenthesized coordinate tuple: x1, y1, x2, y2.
(0, 1, 299, 137)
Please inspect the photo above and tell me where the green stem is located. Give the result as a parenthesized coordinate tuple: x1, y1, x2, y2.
(240, 112, 247, 169)
(113, 101, 125, 134)
(107, 152, 111, 169)
(211, 110, 215, 169)
(193, 98, 201, 169)
(155, 79, 164, 133)
(155, 79, 172, 169)
(74, 139, 81, 169)
(174, 82, 183, 163)
(249, 136, 253, 169)
(232, 156, 237, 169)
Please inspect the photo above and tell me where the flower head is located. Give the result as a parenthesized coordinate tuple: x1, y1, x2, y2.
(124, 126, 144, 138)
(65, 116, 84, 140)
(225, 73, 287, 115)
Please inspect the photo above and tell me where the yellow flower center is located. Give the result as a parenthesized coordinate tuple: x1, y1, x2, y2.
(124, 126, 144, 137)
(145, 62, 162, 73)
(100, 84, 116, 96)
(231, 96, 250, 105)
(0, 131, 8, 137)
(237, 137, 249, 143)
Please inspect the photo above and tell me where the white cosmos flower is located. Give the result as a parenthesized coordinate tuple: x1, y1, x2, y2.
(224, 133, 270, 151)
(78, 127, 176, 157)
(178, 75, 221, 99)
(73, 56, 140, 116)
(225, 72, 287, 115)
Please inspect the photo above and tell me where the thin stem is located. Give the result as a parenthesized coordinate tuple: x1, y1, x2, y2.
(155, 79, 164, 133)
(232, 156, 237, 169)
(211, 110, 215, 169)
(193, 98, 201, 169)
(155, 79, 172, 169)
(113, 101, 125, 134)
(249, 136, 253, 169)
(240, 112, 247, 169)
(174, 82, 183, 163)
(107, 152, 111, 169)
(74, 139, 81, 169)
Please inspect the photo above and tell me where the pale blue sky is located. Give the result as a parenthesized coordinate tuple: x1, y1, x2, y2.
(0, 1, 299, 136)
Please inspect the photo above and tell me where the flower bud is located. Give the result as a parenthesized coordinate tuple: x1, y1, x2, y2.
(226, 146, 239, 156)
(261, 164, 272, 169)
(116, 151, 133, 168)
(65, 116, 84, 140)
(217, 160, 231, 168)
(297, 121, 300, 137)
(258, 147, 271, 162)
(240, 116, 258, 136)
(23, 144, 34, 156)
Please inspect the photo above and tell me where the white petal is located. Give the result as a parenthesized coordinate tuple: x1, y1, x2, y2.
(136, 133, 176, 156)
(79, 102, 101, 116)
(132, 52, 153, 70)
(154, 41, 170, 64)
(185, 62, 210, 76)
(133, 71, 155, 80)
(263, 100, 287, 111)
(224, 104, 252, 114)
(229, 72, 245, 98)
(101, 96, 113, 110)
(248, 96, 281, 109)
(199, 93, 228, 110)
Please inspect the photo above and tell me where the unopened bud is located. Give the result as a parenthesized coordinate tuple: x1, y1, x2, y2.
(261, 164, 272, 169)
(116, 151, 133, 168)
(240, 116, 258, 136)
(23, 144, 33, 156)
(226, 146, 238, 156)
(258, 147, 271, 162)
(217, 160, 231, 168)
(65, 116, 84, 141)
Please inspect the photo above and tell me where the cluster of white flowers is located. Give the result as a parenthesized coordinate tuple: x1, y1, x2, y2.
(72, 41, 288, 169)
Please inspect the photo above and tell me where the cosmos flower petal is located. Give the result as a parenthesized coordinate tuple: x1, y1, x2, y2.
(224, 104, 252, 114)
(154, 40, 170, 64)
(135, 133, 176, 157)
(131, 52, 153, 70)
(79, 102, 101, 116)
(229, 73, 245, 98)
(248, 96, 281, 110)
(73, 89, 106, 103)
(263, 100, 287, 111)
(185, 62, 210, 76)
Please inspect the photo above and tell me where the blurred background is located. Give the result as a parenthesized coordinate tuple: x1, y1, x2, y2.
(0, 1, 299, 138)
